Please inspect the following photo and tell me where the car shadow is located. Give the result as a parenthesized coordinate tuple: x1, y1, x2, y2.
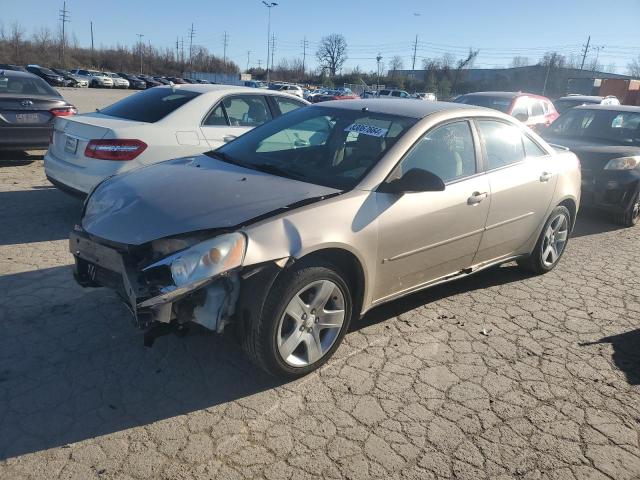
(0, 265, 282, 460)
(571, 209, 625, 238)
(356, 263, 533, 331)
(0, 150, 45, 166)
(580, 329, 640, 385)
(0, 187, 82, 245)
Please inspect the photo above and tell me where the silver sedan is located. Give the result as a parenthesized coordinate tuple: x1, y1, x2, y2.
(70, 99, 581, 377)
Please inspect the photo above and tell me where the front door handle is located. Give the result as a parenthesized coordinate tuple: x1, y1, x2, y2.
(468, 191, 488, 205)
(540, 172, 553, 182)
(223, 135, 237, 143)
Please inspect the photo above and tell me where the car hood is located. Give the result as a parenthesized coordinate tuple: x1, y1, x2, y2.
(542, 135, 640, 169)
(82, 156, 340, 245)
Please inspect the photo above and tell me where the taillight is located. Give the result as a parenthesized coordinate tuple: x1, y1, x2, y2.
(84, 139, 147, 161)
(50, 106, 77, 117)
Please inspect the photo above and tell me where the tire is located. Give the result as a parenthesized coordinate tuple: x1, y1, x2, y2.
(241, 260, 353, 378)
(518, 205, 571, 275)
(615, 188, 640, 228)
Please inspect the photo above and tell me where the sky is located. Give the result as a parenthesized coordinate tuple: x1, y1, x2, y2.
(1, 0, 639, 74)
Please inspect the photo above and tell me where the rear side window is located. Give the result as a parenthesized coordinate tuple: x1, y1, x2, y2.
(379, 90, 390, 96)
(531, 101, 544, 116)
(99, 88, 201, 122)
(222, 95, 272, 127)
(477, 120, 525, 170)
(522, 135, 548, 157)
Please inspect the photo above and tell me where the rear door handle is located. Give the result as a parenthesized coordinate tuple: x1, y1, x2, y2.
(467, 191, 488, 205)
(540, 172, 553, 182)
(223, 135, 237, 143)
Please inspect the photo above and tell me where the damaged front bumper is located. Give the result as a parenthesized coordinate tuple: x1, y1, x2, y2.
(69, 229, 242, 336)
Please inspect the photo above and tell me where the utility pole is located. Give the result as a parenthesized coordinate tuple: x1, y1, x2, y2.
(180, 37, 184, 68)
(301, 36, 309, 75)
(376, 53, 382, 90)
(90, 21, 95, 61)
(262, 1, 278, 85)
(136, 33, 144, 74)
(271, 34, 276, 75)
(222, 31, 229, 65)
(176, 37, 179, 62)
(257, 59, 262, 69)
(188, 23, 195, 74)
(246, 50, 251, 71)
(580, 35, 591, 70)
(59, 1, 70, 63)
(411, 35, 418, 73)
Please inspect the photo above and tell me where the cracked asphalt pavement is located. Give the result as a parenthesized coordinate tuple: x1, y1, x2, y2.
(0, 94, 639, 479)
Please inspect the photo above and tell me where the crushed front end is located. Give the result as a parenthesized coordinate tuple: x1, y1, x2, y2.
(70, 226, 245, 344)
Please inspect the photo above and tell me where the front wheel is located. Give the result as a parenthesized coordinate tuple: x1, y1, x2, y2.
(518, 205, 571, 274)
(616, 188, 639, 227)
(241, 260, 353, 378)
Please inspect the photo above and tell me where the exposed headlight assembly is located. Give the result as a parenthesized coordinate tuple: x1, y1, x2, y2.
(604, 156, 640, 170)
(146, 232, 246, 289)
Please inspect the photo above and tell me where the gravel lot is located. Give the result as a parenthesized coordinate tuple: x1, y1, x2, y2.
(0, 89, 639, 480)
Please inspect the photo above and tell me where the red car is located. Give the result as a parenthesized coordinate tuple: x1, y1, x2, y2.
(313, 89, 359, 103)
(454, 91, 559, 132)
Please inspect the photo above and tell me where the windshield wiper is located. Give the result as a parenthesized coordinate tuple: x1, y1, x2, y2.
(252, 163, 304, 181)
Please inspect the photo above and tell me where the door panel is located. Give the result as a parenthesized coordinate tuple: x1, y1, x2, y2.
(473, 120, 558, 264)
(373, 120, 489, 302)
(374, 175, 491, 301)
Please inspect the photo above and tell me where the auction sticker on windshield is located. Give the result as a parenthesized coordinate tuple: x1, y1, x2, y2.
(344, 123, 388, 137)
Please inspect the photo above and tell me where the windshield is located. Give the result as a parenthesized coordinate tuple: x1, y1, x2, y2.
(211, 106, 417, 190)
(453, 94, 513, 113)
(545, 109, 640, 146)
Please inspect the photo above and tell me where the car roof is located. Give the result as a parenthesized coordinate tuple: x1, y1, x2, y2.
(311, 99, 477, 119)
(155, 84, 302, 96)
(0, 69, 40, 79)
(573, 104, 640, 113)
(557, 95, 603, 101)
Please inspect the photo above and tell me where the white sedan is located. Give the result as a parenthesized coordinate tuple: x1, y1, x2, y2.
(45, 84, 309, 195)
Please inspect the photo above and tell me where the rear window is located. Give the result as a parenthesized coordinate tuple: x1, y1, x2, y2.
(454, 94, 513, 113)
(99, 88, 201, 122)
(0, 75, 60, 96)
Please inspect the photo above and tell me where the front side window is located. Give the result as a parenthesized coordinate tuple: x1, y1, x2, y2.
(511, 97, 529, 117)
(273, 96, 306, 115)
(203, 104, 227, 126)
(477, 120, 525, 170)
(222, 95, 272, 127)
(212, 106, 417, 190)
(399, 121, 477, 183)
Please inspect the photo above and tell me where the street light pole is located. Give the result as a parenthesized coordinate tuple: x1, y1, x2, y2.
(376, 54, 382, 91)
(262, 1, 278, 85)
(136, 33, 144, 74)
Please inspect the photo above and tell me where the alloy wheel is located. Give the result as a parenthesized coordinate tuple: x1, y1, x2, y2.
(276, 279, 345, 367)
(541, 213, 569, 267)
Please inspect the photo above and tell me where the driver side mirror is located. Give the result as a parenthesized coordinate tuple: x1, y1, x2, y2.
(379, 168, 445, 194)
(514, 112, 529, 122)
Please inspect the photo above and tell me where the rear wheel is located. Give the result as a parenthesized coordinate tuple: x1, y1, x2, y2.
(518, 205, 571, 274)
(616, 188, 640, 227)
(241, 260, 353, 378)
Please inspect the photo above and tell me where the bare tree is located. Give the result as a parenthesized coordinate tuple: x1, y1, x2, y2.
(627, 55, 640, 77)
(606, 62, 617, 73)
(316, 34, 347, 76)
(33, 27, 53, 55)
(10, 22, 25, 63)
(389, 55, 404, 78)
(453, 48, 479, 91)
(510, 56, 530, 68)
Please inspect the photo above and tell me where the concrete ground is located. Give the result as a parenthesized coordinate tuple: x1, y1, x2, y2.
(0, 89, 639, 479)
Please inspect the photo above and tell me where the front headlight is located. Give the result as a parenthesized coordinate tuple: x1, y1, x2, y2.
(604, 156, 640, 170)
(147, 233, 246, 288)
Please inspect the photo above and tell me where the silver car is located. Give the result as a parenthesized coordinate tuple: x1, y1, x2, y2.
(70, 100, 581, 377)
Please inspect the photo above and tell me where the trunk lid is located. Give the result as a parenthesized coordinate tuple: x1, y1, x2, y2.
(51, 113, 147, 165)
(0, 95, 66, 126)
